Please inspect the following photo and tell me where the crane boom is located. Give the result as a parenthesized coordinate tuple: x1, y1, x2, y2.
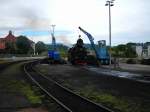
(78, 27, 99, 59)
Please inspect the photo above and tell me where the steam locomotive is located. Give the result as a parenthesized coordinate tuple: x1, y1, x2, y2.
(68, 38, 87, 65)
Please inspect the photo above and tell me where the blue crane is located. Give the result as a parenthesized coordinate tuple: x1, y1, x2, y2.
(48, 25, 61, 62)
(79, 26, 110, 65)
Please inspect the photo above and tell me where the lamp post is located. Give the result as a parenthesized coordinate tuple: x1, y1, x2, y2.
(105, 0, 115, 66)
(33, 43, 36, 56)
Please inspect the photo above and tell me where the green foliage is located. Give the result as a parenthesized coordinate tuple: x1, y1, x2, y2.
(5, 42, 17, 54)
(16, 36, 32, 54)
(76, 86, 145, 112)
(35, 41, 46, 54)
(125, 46, 136, 58)
(7, 80, 42, 105)
(112, 43, 137, 58)
(59, 46, 68, 58)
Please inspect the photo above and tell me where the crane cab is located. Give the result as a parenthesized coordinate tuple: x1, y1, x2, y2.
(97, 40, 110, 65)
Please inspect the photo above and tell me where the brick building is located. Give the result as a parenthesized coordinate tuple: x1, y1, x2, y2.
(0, 31, 35, 54)
(0, 31, 16, 50)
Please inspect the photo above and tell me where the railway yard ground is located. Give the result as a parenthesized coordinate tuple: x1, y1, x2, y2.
(35, 63, 150, 112)
(102, 63, 150, 76)
(0, 59, 66, 112)
(0, 58, 150, 112)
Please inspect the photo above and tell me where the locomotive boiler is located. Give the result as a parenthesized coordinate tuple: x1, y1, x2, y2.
(68, 37, 87, 65)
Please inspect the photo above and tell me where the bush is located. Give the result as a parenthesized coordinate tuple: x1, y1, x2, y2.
(141, 59, 150, 65)
(126, 59, 136, 64)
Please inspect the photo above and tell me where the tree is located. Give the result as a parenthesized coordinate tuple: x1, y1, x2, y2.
(16, 36, 32, 54)
(112, 43, 137, 58)
(112, 46, 119, 57)
(112, 44, 126, 57)
(125, 43, 136, 58)
(5, 42, 16, 54)
(117, 44, 126, 51)
(35, 41, 46, 54)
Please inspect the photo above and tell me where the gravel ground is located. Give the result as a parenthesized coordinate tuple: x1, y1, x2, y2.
(119, 63, 150, 71)
(0, 57, 45, 61)
(0, 61, 65, 112)
(0, 62, 31, 110)
(36, 64, 150, 112)
(17, 107, 48, 112)
(84, 66, 150, 83)
(102, 63, 150, 75)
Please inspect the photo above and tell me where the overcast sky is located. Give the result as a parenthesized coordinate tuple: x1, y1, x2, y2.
(0, 0, 149, 46)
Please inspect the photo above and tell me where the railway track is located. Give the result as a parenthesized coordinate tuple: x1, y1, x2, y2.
(24, 61, 114, 112)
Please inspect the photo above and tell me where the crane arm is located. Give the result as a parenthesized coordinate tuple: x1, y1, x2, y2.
(78, 27, 99, 59)
(78, 27, 94, 42)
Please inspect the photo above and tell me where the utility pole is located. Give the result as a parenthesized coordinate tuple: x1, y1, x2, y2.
(33, 43, 36, 56)
(105, 0, 115, 67)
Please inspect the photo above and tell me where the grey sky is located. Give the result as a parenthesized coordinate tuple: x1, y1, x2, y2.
(0, 0, 149, 46)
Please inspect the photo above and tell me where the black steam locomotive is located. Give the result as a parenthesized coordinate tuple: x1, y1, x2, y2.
(68, 38, 87, 65)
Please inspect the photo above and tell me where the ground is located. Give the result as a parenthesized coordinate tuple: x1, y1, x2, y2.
(0, 60, 65, 112)
(103, 63, 150, 75)
(36, 64, 150, 112)
(1, 58, 150, 112)
(0, 61, 45, 112)
(17, 107, 48, 112)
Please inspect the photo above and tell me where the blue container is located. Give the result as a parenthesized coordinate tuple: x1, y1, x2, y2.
(48, 50, 60, 61)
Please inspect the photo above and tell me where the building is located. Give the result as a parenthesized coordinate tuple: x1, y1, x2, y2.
(0, 31, 16, 50)
(135, 43, 150, 59)
(148, 46, 150, 58)
(0, 31, 35, 54)
(136, 45, 142, 58)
